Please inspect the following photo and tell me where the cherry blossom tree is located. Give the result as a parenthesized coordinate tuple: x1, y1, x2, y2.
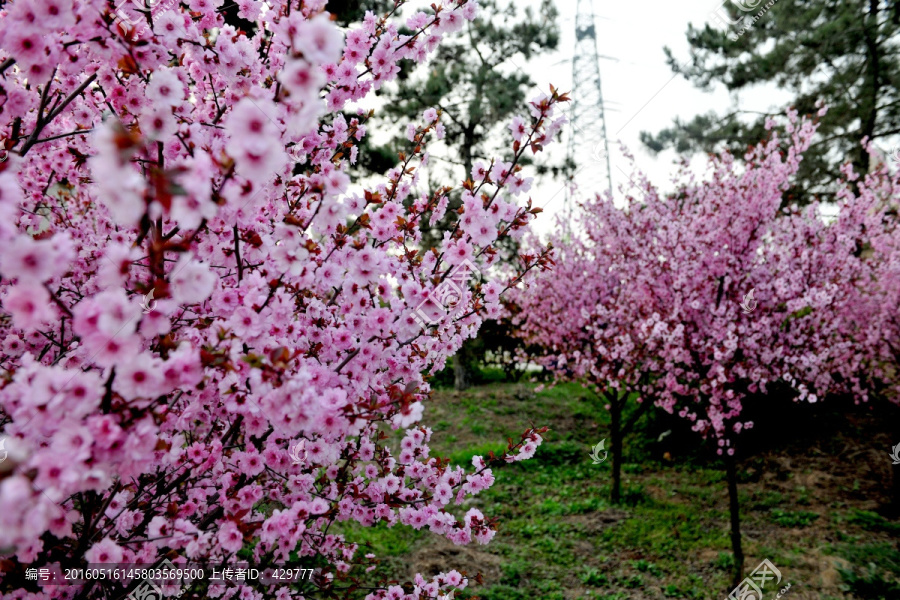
(510, 197, 666, 504)
(640, 113, 863, 586)
(0, 1, 566, 598)
(515, 110, 896, 587)
(832, 143, 900, 512)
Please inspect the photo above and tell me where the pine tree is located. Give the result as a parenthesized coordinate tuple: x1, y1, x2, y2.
(642, 0, 900, 202)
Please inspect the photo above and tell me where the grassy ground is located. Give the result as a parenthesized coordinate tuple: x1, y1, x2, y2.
(338, 380, 900, 600)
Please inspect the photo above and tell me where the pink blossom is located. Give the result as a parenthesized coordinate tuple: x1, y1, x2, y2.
(225, 98, 288, 184)
(218, 521, 244, 554)
(146, 69, 185, 107)
(140, 105, 178, 141)
(292, 13, 345, 65)
(279, 58, 326, 96)
(115, 353, 163, 400)
(509, 116, 528, 142)
(170, 256, 217, 305)
(0, 236, 59, 283)
(85, 537, 124, 564)
(3, 282, 54, 330)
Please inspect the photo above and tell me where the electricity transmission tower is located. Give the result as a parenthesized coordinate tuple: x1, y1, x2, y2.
(565, 0, 613, 212)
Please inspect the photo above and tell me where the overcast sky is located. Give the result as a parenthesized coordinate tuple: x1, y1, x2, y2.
(367, 0, 795, 234)
(506, 0, 792, 232)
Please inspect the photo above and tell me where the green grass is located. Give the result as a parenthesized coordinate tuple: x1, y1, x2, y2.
(843, 510, 900, 534)
(582, 566, 609, 586)
(335, 520, 424, 556)
(830, 543, 900, 600)
(837, 564, 900, 599)
(336, 380, 898, 600)
(769, 508, 820, 528)
(449, 440, 509, 465)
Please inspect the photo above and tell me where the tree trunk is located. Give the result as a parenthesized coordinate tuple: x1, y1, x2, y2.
(453, 339, 472, 391)
(452, 123, 477, 393)
(609, 397, 623, 504)
(892, 461, 900, 516)
(725, 454, 744, 588)
(858, 0, 881, 177)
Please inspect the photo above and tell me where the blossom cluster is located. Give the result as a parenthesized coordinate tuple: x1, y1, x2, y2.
(0, 1, 561, 598)
(513, 109, 899, 448)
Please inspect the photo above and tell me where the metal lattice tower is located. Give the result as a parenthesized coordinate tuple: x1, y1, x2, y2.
(565, 0, 613, 211)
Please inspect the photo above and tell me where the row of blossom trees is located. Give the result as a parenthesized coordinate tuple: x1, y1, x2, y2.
(512, 110, 900, 586)
(0, 1, 566, 599)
